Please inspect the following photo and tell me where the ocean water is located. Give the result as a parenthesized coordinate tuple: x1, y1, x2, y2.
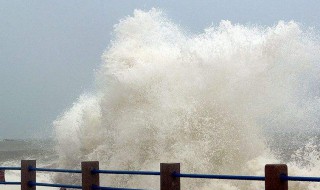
(0, 139, 55, 162)
(3, 9, 320, 190)
(0, 139, 57, 190)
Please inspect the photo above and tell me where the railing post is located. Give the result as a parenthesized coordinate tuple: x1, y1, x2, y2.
(160, 163, 180, 190)
(0, 169, 5, 182)
(82, 161, 100, 190)
(21, 160, 36, 190)
(265, 164, 288, 190)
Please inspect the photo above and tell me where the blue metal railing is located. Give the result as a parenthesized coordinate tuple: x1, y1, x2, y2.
(29, 181, 82, 189)
(173, 172, 265, 181)
(93, 186, 147, 190)
(92, 169, 160, 176)
(0, 165, 151, 190)
(2, 163, 320, 189)
(0, 167, 21, 170)
(0, 166, 21, 186)
(0, 181, 21, 185)
(281, 175, 320, 182)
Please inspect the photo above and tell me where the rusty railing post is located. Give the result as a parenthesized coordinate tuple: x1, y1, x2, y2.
(265, 164, 288, 190)
(0, 169, 5, 182)
(160, 163, 180, 190)
(21, 160, 36, 190)
(82, 161, 100, 190)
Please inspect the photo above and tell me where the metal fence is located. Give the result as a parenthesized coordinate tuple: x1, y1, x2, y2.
(1, 160, 320, 190)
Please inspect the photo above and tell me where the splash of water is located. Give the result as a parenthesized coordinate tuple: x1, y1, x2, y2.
(54, 9, 320, 189)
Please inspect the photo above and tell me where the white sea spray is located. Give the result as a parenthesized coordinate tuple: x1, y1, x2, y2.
(54, 9, 320, 189)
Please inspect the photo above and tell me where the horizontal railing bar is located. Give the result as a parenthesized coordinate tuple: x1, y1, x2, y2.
(5, 164, 320, 187)
(173, 173, 265, 181)
(0, 166, 21, 170)
(29, 182, 82, 189)
(29, 167, 82, 173)
(93, 169, 160, 176)
(281, 175, 320, 182)
(94, 186, 149, 190)
(0, 181, 21, 185)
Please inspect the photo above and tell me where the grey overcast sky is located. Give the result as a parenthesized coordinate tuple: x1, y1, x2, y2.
(1, 0, 320, 139)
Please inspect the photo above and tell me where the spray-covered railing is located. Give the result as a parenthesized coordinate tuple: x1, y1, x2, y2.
(1, 161, 320, 190)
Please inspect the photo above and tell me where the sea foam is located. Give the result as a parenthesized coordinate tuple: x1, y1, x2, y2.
(54, 9, 320, 189)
